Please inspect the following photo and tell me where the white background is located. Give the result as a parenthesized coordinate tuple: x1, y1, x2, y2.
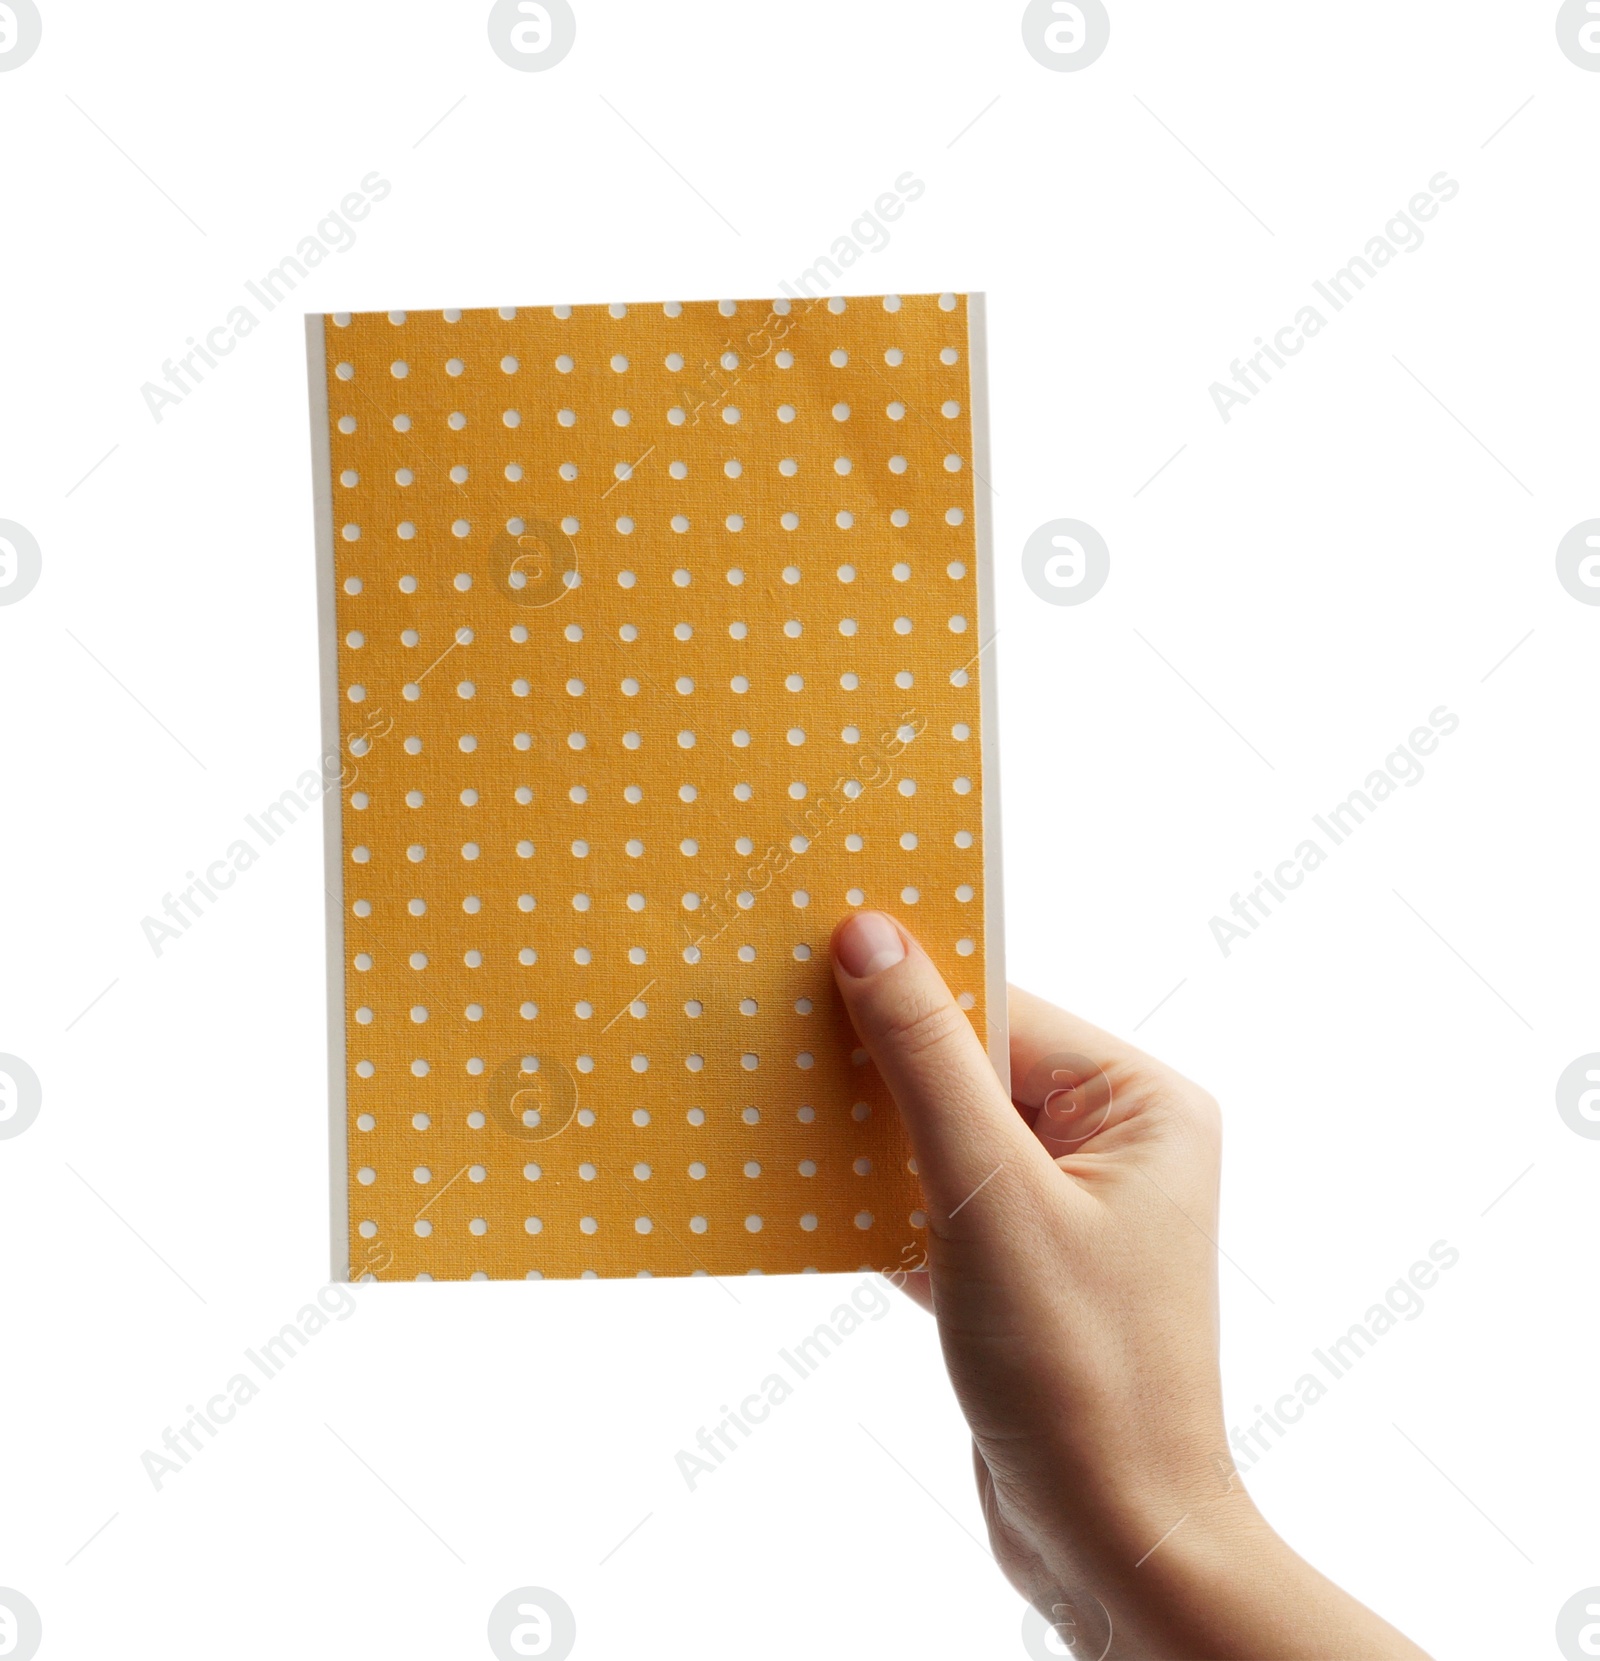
(0, 3, 1594, 1657)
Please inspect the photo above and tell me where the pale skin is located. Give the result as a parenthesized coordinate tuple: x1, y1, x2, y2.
(829, 909, 1431, 1661)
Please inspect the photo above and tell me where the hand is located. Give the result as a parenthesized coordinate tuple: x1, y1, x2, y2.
(830, 910, 1430, 1661)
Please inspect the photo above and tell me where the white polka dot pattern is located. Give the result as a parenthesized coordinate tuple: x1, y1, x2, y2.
(316, 293, 992, 1281)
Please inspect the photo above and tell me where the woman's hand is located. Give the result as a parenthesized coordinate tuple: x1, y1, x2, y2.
(830, 909, 1430, 1661)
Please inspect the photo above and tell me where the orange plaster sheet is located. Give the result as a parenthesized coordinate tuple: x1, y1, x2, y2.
(308, 292, 1004, 1281)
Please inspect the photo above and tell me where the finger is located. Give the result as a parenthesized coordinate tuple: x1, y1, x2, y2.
(1003, 987, 1137, 1158)
(831, 912, 1054, 1228)
(1007, 985, 1156, 1109)
(888, 1268, 934, 1313)
(1007, 985, 1218, 1163)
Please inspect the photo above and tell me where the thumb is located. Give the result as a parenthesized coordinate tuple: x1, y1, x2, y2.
(830, 911, 1049, 1229)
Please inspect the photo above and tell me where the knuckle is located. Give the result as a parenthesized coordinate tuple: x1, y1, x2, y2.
(876, 991, 967, 1062)
(1125, 1063, 1221, 1139)
(1171, 1077, 1223, 1138)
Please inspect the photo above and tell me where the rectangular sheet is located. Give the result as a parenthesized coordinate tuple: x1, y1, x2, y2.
(307, 291, 1004, 1281)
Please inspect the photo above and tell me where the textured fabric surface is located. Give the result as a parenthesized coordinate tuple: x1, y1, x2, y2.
(317, 291, 992, 1280)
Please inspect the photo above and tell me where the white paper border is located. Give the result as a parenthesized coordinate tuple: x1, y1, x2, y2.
(305, 314, 350, 1282)
(967, 293, 1009, 1094)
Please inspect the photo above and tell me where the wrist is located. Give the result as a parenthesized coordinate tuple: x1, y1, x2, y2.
(1104, 1491, 1289, 1647)
(1026, 1415, 1265, 1592)
(1027, 1494, 1425, 1661)
(1028, 1499, 1287, 1659)
(995, 1432, 1267, 1636)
